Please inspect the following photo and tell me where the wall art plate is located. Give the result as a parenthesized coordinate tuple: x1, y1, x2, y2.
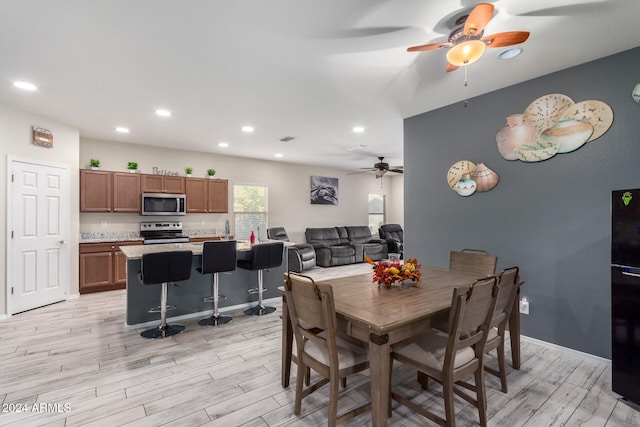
(523, 93, 574, 136)
(447, 160, 476, 190)
(559, 99, 613, 141)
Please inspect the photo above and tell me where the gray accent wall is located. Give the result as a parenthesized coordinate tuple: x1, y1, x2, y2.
(404, 46, 640, 359)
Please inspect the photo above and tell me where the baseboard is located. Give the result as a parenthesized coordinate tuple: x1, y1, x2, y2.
(520, 334, 611, 365)
(67, 293, 80, 300)
(0, 314, 8, 321)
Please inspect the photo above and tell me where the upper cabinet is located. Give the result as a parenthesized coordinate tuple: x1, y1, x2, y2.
(81, 170, 141, 212)
(141, 174, 185, 194)
(186, 178, 229, 213)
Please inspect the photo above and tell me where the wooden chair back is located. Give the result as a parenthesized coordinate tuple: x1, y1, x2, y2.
(446, 276, 499, 369)
(449, 249, 497, 277)
(490, 267, 520, 330)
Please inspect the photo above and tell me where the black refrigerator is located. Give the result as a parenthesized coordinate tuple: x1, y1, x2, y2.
(612, 189, 640, 404)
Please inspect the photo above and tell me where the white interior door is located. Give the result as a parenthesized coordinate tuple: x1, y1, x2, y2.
(8, 158, 69, 314)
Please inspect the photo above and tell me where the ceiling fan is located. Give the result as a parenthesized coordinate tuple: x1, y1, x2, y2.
(407, 3, 530, 72)
(351, 157, 404, 178)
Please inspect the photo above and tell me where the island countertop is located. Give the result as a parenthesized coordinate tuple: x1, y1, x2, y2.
(119, 240, 292, 260)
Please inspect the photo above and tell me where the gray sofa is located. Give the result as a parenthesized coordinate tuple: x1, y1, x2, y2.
(305, 226, 388, 267)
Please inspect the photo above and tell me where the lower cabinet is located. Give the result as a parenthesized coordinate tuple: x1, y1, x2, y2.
(79, 241, 142, 294)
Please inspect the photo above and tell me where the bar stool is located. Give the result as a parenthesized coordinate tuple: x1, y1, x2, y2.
(237, 242, 284, 316)
(139, 250, 193, 339)
(197, 240, 237, 326)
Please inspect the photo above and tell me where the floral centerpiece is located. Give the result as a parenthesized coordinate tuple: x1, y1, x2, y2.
(366, 257, 422, 288)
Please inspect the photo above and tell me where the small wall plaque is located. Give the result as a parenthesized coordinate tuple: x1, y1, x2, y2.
(32, 127, 53, 148)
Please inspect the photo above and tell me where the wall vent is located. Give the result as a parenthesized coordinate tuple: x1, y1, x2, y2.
(280, 136, 295, 142)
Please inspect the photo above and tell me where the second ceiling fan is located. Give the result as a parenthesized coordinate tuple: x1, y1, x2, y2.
(407, 3, 530, 72)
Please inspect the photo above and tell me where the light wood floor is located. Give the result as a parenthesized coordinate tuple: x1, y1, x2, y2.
(1, 266, 639, 426)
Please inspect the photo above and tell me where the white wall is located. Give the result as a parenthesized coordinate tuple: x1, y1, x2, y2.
(0, 104, 80, 315)
(80, 138, 402, 244)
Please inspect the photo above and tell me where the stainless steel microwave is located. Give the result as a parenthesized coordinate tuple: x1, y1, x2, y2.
(141, 193, 186, 216)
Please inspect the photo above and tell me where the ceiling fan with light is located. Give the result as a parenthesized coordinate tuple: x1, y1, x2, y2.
(407, 3, 530, 72)
(350, 157, 404, 178)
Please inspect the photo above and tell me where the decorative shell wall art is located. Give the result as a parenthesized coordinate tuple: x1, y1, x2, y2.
(632, 83, 640, 104)
(470, 163, 499, 192)
(447, 160, 499, 197)
(496, 93, 614, 162)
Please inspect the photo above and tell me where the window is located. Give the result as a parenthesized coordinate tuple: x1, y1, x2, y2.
(234, 183, 268, 240)
(368, 193, 385, 234)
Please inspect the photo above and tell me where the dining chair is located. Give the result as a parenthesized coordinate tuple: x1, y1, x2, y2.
(449, 248, 498, 276)
(390, 276, 499, 427)
(484, 266, 523, 393)
(284, 272, 371, 426)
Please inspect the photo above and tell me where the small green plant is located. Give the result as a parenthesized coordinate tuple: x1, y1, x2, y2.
(185, 167, 193, 175)
(127, 161, 138, 170)
(207, 168, 216, 176)
(89, 159, 100, 168)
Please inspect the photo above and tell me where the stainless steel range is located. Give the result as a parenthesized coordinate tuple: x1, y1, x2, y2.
(140, 221, 190, 244)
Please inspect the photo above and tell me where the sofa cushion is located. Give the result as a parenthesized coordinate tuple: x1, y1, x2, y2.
(305, 227, 342, 247)
(345, 226, 375, 244)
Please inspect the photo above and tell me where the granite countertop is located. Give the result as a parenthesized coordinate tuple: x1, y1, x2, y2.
(79, 229, 221, 244)
(120, 240, 292, 260)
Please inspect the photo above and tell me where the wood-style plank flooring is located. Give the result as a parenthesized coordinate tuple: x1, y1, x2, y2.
(1, 264, 639, 426)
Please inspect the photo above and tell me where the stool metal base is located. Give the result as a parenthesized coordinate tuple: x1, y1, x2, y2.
(140, 324, 185, 339)
(199, 314, 232, 326)
(245, 305, 276, 316)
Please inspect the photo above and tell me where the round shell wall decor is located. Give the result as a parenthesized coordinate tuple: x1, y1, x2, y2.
(470, 163, 499, 192)
(447, 160, 498, 196)
(498, 93, 614, 162)
(632, 83, 640, 104)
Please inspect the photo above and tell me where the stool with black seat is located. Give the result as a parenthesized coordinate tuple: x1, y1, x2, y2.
(238, 241, 284, 316)
(139, 250, 193, 339)
(197, 240, 237, 326)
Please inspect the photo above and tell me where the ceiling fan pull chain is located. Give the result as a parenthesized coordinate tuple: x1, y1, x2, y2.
(464, 66, 469, 108)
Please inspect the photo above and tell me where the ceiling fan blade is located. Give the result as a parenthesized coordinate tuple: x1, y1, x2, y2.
(446, 62, 459, 73)
(482, 31, 530, 47)
(389, 169, 404, 174)
(347, 170, 375, 175)
(464, 3, 494, 36)
(407, 41, 452, 52)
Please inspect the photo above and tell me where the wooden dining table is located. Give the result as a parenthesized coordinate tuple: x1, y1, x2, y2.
(280, 266, 522, 427)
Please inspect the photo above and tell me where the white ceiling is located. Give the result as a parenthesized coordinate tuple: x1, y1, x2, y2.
(1, 0, 639, 173)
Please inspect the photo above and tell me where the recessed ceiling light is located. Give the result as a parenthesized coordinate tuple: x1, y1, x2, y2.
(218, 142, 229, 148)
(155, 109, 171, 117)
(242, 126, 254, 133)
(14, 81, 37, 91)
(274, 153, 283, 158)
(498, 48, 523, 60)
(115, 127, 130, 133)
(352, 126, 365, 133)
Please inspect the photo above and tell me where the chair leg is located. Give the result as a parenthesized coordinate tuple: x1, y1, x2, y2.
(245, 269, 276, 315)
(475, 367, 488, 427)
(497, 342, 508, 393)
(141, 282, 185, 339)
(200, 273, 232, 326)
(328, 373, 340, 427)
(443, 377, 456, 427)
(294, 358, 305, 415)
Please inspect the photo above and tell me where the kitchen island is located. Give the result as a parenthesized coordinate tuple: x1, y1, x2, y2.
(120, 241, 289, 327)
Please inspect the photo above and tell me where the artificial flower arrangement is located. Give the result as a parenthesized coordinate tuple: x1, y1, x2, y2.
(366, 257, 422, 288)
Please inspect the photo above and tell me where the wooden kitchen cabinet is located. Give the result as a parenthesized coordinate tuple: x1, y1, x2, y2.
(79, 241, 142, 294)
(80, 170, 112, 212)
(207, 179, 229, 213)
(185, 178, 229, 213)
(80, 170, 140, 212)
(141, 174, 185, 194)
(113, 172, 141, 212)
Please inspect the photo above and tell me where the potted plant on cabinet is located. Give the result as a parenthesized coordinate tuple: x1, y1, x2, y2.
(207, 168, 216, 178)
(127, 161, 138, 173)
(185, 167, 193, 177)
(89, 159, 100, 170)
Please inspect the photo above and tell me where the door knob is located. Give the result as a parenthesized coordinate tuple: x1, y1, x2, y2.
(59, 240, 66, 244)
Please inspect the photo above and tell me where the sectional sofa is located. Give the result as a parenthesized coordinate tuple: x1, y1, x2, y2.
(305, 226, 388, 267)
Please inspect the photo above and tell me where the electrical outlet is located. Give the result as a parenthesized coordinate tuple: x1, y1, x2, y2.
(519, 297, 530, 315)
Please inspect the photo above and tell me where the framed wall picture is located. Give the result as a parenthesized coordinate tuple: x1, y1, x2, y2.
(310, 176, 338, 205)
